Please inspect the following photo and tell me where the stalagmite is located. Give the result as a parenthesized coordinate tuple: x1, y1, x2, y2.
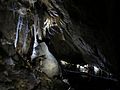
(38, 42, 60, 78)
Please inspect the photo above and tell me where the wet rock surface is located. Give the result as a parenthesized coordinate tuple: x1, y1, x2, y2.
(0, 0, 119, 90)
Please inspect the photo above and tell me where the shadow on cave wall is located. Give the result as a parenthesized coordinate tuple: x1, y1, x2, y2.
(63, 0, 119, 75)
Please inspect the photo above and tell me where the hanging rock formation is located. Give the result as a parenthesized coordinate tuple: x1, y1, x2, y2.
(0, 0, 119, 90)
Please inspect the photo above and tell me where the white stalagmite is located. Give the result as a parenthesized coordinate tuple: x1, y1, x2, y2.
(31, 41, 60, 78)
(39, 42, 60, 78)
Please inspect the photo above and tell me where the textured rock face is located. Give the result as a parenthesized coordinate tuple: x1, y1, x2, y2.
(0, 0, 110, 68)
(0, 0, 119, 90)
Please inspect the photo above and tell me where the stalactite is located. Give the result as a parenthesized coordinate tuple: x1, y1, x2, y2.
(14, 15, 23, 48)
(22, 19, 29, 53)
(0, 0, 118, 90)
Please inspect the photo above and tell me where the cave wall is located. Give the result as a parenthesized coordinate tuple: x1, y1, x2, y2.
(62, 0, 119, 75)
(0, 0, 119, 80)
(0, 0, 119, 89)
